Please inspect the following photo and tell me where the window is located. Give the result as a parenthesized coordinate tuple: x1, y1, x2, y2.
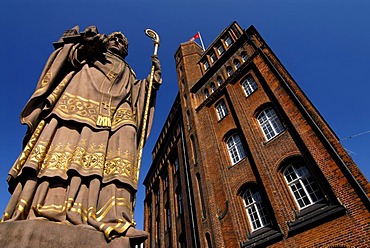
(163, 173, 168, 190)
(226, 133, 246, 165)
(241, 52, 249, 62)
(156, 217, 161, 245)
(148, 200, 152, 216)
(242, 76, 258, 97)
(210, 82, 216, 93)
(165, 204, 171, 230)
(203, 60, 210, 70)
(155, 189, 160, 205)
(217, 44, 225, 55)
(225, 36, 233, 47)
(284, 162, 324, 209)
(217, 76, 223, 86)
(210, 53, 217, 63)
(174, 157, 179, 173)
(226, 66, 233, 77)
(176, 190, 183, 215)
(186, 110, 191, 130)
(234, 59, 241, 70)
(204, 89, 210, 99)
(242, 188, 270, 231)
(215, 100, 228, 120)
(257, 108, 284, 141)
(190, 135, 198, 164)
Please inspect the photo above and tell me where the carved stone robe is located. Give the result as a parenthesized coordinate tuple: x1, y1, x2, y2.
(2, 41, 160, 239)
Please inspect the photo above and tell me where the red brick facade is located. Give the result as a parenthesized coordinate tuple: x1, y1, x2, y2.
(143, 22, 370, 248)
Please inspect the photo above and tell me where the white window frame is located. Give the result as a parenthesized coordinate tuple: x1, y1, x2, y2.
(217, 45, 225, 55)
(242, 188, 270, 231)
(241, 52, 249, 62)
(217, 76, 223, 86)
(204, 89, 210, 99)
(203, 60, 210, 70)
(215, 101, 228, 120)
(283, 162, 324, 209)
(234, 59, 241, 70)
(210, 82, 216, 93)
(242, 76, 258, 97)
(225, 36, 233, 47)
(257, 108, 284, 141)
(226, 66, 233, 77)
(226, 134, 246, 165)
(210, 53, 217, 64)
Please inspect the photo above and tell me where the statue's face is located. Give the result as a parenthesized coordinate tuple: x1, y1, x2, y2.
(107, 36, 127, 57)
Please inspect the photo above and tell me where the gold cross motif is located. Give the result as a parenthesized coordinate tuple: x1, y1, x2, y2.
(108, 72, 117, 80)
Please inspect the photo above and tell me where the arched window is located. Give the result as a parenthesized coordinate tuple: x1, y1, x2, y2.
(257, 108, 284, 141)
(226, 133, 246, 165)
(234, 59, 241, 70)
(210, 82, 216, 93)
(242, 188, 270, 231)
(215, 100, 228, 120)
(204, 89, 210, 99)
(241, 76, 258, 97)
(283, 161, 324, 209)
(217, 76, 223, 86)
(241, 52, 249, 62)
(226, 66, 233, 77)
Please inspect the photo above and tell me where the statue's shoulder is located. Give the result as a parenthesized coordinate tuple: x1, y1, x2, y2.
(129, 67, 136, 77)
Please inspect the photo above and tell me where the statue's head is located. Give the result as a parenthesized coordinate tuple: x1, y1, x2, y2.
(107, 32, 129, 58)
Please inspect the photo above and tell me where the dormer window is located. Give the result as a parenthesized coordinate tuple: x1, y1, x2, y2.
(210, 53, 217, 64)
(225, 36, 233, 47)
(203, 60, 210, 71)
(217, 45, 225, 55)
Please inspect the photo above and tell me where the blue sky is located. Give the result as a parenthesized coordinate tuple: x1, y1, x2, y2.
(1, 0, 369, 229)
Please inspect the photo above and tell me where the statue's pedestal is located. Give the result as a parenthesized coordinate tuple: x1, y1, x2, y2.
(0, 220, 137, 248)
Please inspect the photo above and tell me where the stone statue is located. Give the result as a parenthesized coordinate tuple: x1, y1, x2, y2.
(1, 26, 161, 244)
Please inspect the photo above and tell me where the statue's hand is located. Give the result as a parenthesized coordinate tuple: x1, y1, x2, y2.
(151, 55, 161, 71)
(151, 55, 162, 88)
(82, 26, 107, 56)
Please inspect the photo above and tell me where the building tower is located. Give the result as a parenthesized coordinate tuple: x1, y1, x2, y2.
(143, 22, 369, 248)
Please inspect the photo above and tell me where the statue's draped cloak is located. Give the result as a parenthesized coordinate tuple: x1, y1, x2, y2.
(2, 42, 159, 239)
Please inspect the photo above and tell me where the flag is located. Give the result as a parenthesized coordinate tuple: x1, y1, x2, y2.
(189, 32, 200, 41)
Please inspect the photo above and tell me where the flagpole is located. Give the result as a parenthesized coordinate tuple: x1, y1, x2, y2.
(198, 31, 205, 51)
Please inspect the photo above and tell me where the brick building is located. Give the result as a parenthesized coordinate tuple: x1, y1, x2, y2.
(143, 22, 370, 248)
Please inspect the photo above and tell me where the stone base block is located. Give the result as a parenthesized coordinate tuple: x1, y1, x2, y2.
(0, 220, 140, 248)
